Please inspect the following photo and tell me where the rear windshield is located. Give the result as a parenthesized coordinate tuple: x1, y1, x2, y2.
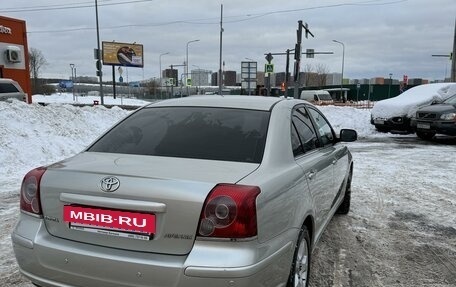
(88, 107, 270, 163)
(0, 83, 20, 93)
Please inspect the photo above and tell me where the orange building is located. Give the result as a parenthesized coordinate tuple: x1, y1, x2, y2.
(0, 15, 31, 102)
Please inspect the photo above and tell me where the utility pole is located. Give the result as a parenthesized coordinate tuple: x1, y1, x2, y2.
(451, 18, 456, 82)
(95, 0, 104, 104)
(218, 4, 224, 96)
(294, 21, 314, 99)
(265, 53, 273, 96)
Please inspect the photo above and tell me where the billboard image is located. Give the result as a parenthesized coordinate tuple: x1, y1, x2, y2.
(102, 41, 144, 67)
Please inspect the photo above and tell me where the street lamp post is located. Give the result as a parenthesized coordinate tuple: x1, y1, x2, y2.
(69, 64, 75, 100)
(333, 40, 345, 102)
(388, 73, 393, 98)
(159, 52, 169, 99)
(186, 39, 200, 96)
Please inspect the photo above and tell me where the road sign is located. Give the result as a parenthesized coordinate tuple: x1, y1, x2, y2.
(265, 53, 273, 63)
(186, 78, 192, 86)
(265, 64, 274, 74)
(357, 83, 360, 89)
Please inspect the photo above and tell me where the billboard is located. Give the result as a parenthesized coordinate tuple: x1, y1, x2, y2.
(102, 41, 144, 67)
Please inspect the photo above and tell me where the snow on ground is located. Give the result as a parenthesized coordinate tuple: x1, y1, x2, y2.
(1, 96, 455, 286)
(32, 92, 152, 107)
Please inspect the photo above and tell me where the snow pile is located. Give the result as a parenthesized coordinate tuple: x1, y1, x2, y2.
(33, 92, 152, 107)
(319, 106, 377, 138)
(0, 100, 130, 188)
(371, 83, 456, 119)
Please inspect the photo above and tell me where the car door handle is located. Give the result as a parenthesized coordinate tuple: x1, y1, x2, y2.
(332, 159, 337, 165)
(308, 171, 316, 180)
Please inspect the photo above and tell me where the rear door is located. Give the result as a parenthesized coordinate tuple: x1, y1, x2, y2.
(307, 106, 349, 212)
(291, 106, 333, 230)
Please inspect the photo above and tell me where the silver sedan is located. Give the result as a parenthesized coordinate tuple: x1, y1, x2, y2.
(12, 95, 356, 287)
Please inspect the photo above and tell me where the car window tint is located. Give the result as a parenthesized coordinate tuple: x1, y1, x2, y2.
(308, 107, 335, 146)
(88, 107, 270, 163)
(0, 83, 20, 93)
(292, 108, 318, 154)
(291, 122, 304, 156)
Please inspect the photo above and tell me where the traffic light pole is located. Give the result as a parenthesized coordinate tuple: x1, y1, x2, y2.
(266, 48, 331, 97)
(265, 53, 273, 96)
(294, 20, 314, 99)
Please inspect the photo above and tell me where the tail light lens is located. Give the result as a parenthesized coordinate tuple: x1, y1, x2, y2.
(20, 167, 47, 216)
(198, 184, 260, 238)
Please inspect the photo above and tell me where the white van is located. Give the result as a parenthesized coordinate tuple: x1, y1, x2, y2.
(299, 90, 334, 105)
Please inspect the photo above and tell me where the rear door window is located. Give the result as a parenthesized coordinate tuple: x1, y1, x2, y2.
(291, 107, 319, 156)
(88, 107, 270, 163)
(307, 107, 335, 147)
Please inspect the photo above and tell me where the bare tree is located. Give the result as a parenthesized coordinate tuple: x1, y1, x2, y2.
(315, 63, 329, 87)
(145, 79, 160, 98)
(29, 48, 48, 94)
(303, 64, 314, 87)
(29, 48, 47, 79)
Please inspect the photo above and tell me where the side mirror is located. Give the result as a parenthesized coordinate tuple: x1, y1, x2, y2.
(340, 129, 357, 142)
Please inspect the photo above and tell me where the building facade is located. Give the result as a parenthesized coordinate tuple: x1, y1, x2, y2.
(190, 69, 211, 86)
(0, 15, 31, 102)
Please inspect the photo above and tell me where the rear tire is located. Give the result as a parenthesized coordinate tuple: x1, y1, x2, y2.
(416, 131, 435, 140)
(336, 169, 352, 215)
(287, 227, 311, 287)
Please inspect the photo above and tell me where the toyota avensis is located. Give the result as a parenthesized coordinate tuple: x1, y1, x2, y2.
(12, 95, 357, 287)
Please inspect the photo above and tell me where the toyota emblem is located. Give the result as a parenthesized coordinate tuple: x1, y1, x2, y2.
(100, 176, 120, 192)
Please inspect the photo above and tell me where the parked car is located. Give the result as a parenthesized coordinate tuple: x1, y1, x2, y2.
(12, 95, 357, 287)
(0, 78, 26, 101)
(300, 89, 334, 105)
(371, 83, 456, 132)
(413, 94, 456, 139)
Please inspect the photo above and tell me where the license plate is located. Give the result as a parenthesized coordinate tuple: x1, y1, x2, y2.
(374, 119, 384, 125)
(63, 205, 156, 236)
(417, 122, 430, 129)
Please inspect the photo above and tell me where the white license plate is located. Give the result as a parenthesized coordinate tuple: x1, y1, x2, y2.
(417, 123, 430, 129)
(374, 119, 384, 125)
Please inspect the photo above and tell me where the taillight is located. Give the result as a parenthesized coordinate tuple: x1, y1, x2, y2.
(197, 184, 260, 238)
(20, 167, 46, 216)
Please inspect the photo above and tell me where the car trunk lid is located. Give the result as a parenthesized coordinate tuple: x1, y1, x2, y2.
(40, 152, 259, 255)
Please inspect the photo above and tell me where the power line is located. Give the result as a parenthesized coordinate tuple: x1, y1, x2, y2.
(0, 0, 152, 13)
(25, 0, 407, 34)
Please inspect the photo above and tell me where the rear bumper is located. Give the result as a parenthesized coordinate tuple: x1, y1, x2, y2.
(11, 214, 294, 287)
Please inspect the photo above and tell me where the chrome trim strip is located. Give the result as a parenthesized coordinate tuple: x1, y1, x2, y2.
(59, 193, 167, 213)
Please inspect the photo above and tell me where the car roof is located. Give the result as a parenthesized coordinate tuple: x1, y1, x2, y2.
(147, 95, 285, 111)
(0, 78, 19, 83)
